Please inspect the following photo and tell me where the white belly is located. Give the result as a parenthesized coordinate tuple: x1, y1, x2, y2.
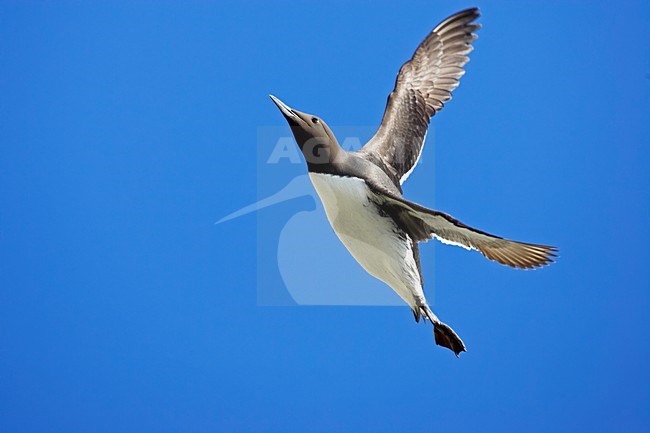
(308, 172, 425, 307)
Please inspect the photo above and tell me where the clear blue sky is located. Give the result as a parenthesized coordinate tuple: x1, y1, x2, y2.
(1, 1, 649, 432)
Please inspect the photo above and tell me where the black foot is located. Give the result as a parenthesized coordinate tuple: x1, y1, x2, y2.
(433, 322, 467, 357)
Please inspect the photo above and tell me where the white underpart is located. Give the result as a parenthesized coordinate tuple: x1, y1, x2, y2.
(309, 172, 427, 308)
(399, 130, 427, 184)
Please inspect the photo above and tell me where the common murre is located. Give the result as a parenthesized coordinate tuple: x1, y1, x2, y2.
(270, 8, 557, 356)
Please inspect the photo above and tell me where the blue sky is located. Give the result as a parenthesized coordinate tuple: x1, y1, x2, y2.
(1, 1, 649, 432)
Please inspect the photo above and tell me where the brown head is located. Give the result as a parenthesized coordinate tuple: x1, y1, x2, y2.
(270, 95, 344, 168)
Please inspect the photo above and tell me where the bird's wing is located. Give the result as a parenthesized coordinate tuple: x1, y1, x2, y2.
(360, 8, 481, 184)
(367, 183, 557, 269)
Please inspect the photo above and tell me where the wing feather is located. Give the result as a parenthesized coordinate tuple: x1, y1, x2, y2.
(368, 185, 558, 270)
(361, 8, 481, 184)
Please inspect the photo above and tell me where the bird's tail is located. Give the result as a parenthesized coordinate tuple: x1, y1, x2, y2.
(416, 306, 467, 357)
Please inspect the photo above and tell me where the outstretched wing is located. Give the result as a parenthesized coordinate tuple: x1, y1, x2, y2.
(368, 184, 558, 269)
(361, 8, 481, 184)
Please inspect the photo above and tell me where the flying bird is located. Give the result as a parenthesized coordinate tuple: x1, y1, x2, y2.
(269, 8, 557, 356)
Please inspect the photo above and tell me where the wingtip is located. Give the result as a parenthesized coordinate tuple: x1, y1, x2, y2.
(434, 7, 482, 35)
(457, 7, 481, 18)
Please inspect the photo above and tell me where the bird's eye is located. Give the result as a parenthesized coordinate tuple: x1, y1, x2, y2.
(311, 117, 319, 124)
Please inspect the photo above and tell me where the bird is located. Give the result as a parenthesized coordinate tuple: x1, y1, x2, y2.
(269, 7, 557, 356)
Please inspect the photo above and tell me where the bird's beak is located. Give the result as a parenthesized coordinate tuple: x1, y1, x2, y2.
(269, 95, 301, 124)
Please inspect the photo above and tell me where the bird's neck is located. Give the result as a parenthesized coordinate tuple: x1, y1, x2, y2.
(301, 137, 345, 169)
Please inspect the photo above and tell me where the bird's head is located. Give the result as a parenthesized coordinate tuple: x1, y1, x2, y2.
(270, 95, 343, 167)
